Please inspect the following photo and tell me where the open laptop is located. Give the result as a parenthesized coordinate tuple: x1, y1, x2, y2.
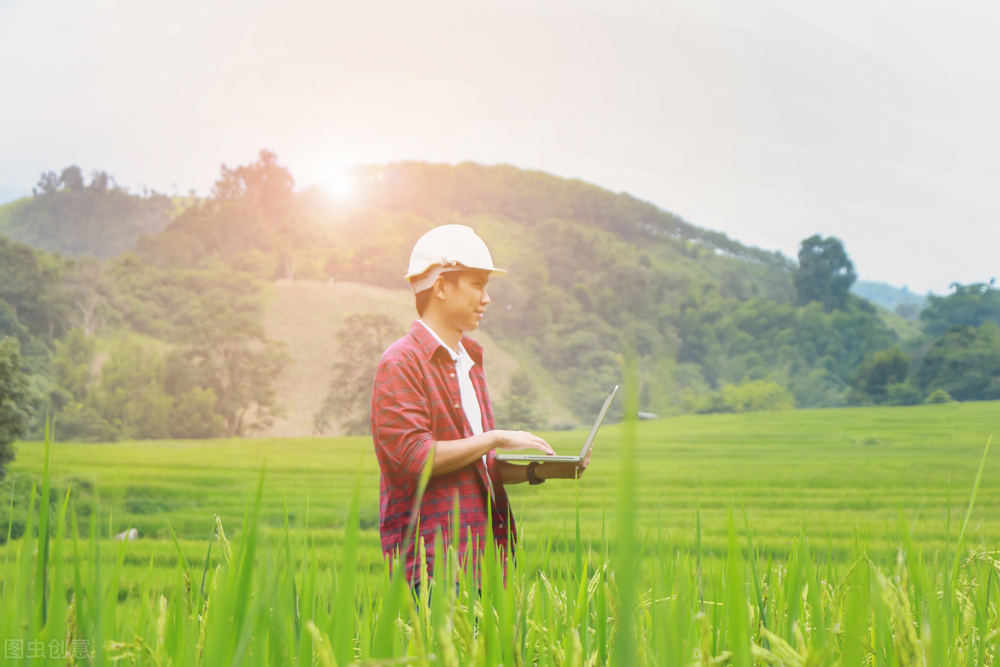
(497, 385, 618, 463)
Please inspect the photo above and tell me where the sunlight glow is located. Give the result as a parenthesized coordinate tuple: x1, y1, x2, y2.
(325, 172, 358, 201)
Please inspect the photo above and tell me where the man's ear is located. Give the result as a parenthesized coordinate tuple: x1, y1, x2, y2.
(433, 275, 450, 301)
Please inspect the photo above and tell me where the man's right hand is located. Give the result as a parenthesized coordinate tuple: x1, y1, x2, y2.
(494, 430, 555, 456)
(432, 430, 553, 475)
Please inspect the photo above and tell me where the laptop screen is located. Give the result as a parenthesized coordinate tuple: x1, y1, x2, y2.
(577, 385, 619, 458)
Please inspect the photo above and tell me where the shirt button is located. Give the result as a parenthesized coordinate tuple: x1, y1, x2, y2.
(449, 372, 456, 378)
(454, 403, 460, 409)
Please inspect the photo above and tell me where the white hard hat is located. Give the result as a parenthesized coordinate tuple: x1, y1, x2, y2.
(406, 224, 506, 293)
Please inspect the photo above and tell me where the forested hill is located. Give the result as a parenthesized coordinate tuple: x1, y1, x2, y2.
(1, 151, 997, 447)
(348, 162, 794, 270)
(851, 280, 928, 320)
(0, 166, 177, 258)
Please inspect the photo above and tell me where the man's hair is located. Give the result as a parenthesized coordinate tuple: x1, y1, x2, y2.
(415, 271, 460, 316)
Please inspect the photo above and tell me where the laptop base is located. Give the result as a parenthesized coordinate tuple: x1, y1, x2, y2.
(496, 454, 582, 463)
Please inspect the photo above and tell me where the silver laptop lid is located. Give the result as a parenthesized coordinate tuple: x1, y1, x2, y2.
(576, 385, 619, 458)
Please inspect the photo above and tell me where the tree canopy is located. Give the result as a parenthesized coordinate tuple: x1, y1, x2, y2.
(137, 149, 329, 281)
(1, 167, 175, 258)
(848, 346, 911, 405)
(920, 282, 1000, 337)
(314, 312, 404, 435)
(0, 337, 32, 477)
(793, 235, 857, 312)
(915, 324, 1000, 401)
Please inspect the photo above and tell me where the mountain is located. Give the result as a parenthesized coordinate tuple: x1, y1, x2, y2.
(0, 173, 179, 258)
(851, 280, 928, 319)
(0, 155, 930, 439)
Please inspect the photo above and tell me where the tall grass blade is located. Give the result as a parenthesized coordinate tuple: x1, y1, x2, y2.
(741, 506, 766, 641)
(42, 487, 72, 655)
(612, 351, 638, 666)
(33, 419, 52, 628)
(200, 522, 215, 600)
(373, 444, 436, 659)
(400, 443, 437, 581)
(951, 436, 992, 585)
(332, 471, 362, 666)
(726, 512, 751, 667)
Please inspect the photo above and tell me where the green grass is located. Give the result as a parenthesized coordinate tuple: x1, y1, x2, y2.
(6, 402, 1000, 577)
(1, 401, 998, 664)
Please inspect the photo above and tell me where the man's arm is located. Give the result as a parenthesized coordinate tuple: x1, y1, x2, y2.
(373, 352, 553, 477)
(433, 430, 554, 476)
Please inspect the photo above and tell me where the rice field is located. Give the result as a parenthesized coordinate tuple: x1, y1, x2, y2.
(1, 400, 999, 665)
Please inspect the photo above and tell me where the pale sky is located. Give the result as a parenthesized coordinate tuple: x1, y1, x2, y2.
(2, 0, 998, 295)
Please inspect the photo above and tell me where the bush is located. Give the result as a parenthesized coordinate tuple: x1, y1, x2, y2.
(925, 388, 952, 404)
(698, 379, 795, 414)
(850, 346, 911, 405)
(886, 381, 923, 406)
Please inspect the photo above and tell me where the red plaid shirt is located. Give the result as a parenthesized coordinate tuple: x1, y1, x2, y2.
(370, 321, 516, 582)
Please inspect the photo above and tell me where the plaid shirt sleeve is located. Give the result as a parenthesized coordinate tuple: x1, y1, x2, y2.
(371, 350, 435, 477)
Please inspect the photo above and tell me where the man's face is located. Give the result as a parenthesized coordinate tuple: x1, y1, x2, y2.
(441, 270, 491, 332)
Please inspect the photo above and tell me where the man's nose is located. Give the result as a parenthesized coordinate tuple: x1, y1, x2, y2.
(481, 288, 491, 305)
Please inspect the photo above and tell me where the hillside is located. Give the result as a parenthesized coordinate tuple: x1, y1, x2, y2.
(0, 173, 177, 258)
(852, 280, 928, 317)
(345, 162, 795, 270)
(6, 154, 994, 447)
(259, 279, 575, 437)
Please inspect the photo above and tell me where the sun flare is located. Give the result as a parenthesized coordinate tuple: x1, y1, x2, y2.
(323, 171, 358, 201)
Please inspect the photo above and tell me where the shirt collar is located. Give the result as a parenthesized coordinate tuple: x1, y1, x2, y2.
(417, 320, 473, 365)
(408, 320, 484, 366)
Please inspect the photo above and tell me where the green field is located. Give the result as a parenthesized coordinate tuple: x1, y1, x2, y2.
(2, 402, 999, 664)
(6, 401, 998, 567)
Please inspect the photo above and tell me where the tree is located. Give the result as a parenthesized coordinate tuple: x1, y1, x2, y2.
(0, 237, 68, 341)
(49, 328, 95, 410)
(915, 324, 1000, 401)
(168, 270, 288, 437)
(919, 283, 1000, 338)
(138, 150, 332, 279)
(495, 368, 539, 431)
(793, 235, 856, 312)
(314, 313, 404, 435)
(849, 346, 911, 405)
(0, 237, 43, 321)
(170, 387, 224, 439)
(34, 171, 60, 196)
(0, 337, 32, 479)
(212, 149, 295, 224)
(0, 300, 49, 374)
(85, 338, 173, 440)
(46, 328, 118, 441)
(59, 166, 85, 192)
(89, 170, 112, 192)
(63, 258, 112, 336)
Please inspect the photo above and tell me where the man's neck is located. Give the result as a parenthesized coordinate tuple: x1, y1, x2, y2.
(420, 313, 462, 351)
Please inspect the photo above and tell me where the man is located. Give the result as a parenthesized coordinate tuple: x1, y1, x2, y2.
(370, 224, 589, 583)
